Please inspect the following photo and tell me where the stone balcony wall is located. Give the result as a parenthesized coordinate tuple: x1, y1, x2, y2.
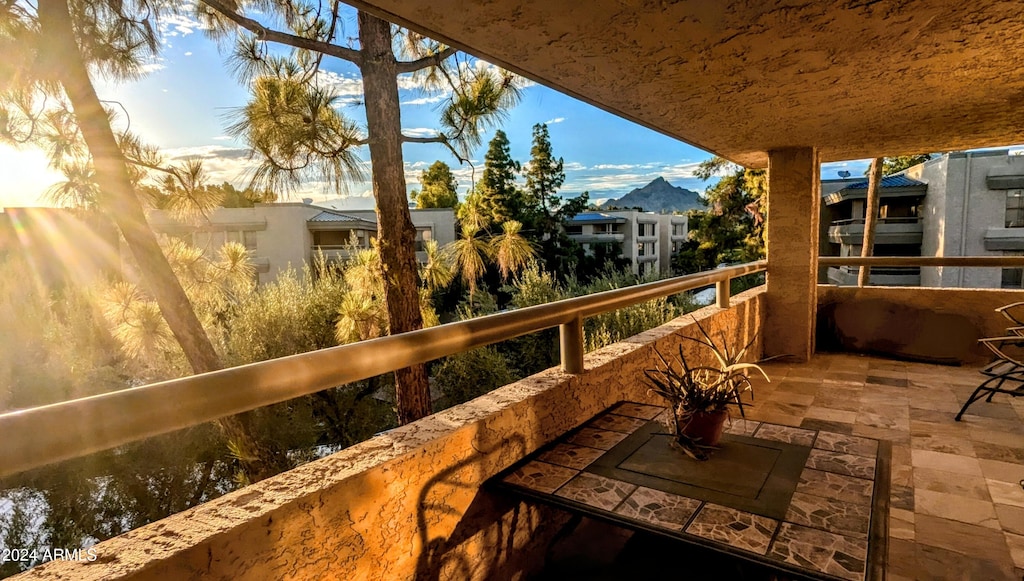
(17, 288, 765, 581)
(818, 285, 1024, 364)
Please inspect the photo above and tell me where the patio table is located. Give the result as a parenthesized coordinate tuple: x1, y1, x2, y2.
(490, 401, 890, 581)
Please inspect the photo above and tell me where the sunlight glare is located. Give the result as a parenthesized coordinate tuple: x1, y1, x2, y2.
(0, 145, 64, 209)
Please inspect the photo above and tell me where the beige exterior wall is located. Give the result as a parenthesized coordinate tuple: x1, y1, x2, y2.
(818, 284, 1024, 363)
(17, 289, 765, 581)
(906, 150, 1024, 289)
(148, 205, 456, 284)
(568, 211, 686, 277)
(657, 214, 688, 275)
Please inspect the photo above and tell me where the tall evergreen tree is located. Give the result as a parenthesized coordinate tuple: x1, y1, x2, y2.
(524, 123, 566, 227)
(673, 157, 765, 274)
(474, 129, 523, 226)
(412, 161, 459, 209)
(1, 0, 287, 479)
(198, 1, 521, 424)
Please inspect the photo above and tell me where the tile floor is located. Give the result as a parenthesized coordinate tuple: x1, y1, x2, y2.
(748, 353, 1024, 580)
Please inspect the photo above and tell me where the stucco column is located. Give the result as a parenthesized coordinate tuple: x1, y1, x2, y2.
(765, 147, 820, 361)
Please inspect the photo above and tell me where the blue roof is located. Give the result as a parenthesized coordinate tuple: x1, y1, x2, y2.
(308, 210, 376, 224)
(570, 212, 628, 223)
(838, 175, 926, 191)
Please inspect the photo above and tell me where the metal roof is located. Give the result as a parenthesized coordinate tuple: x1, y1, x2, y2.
(823, 174, 928, 206)
(569, 212, 628, 223)
(836, 175, 926, 192)
(307, 210, 377, 225)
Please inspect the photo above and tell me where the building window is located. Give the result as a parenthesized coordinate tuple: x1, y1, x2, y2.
(1002, 251, 1024, 288)
(1006, 190, 1024, 228)
(415, 227, 433, 252)
(638, 222, 655, 237)
(637, 242, 654, 256)
(565, 225, 583, 235)
(672, 223, 686, 236)
(314, 230, 365, 247)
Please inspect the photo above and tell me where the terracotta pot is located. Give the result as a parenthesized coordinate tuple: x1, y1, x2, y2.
(677, 408, 729, 446)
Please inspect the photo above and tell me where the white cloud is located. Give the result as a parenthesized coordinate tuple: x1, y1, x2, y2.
(562, 161, 586, 172)
(156, 11, 207, 38)
(544, 117, 566, 124)
(315, 71, 365, 97)
(211, 135, 233, 141)
(139, 61, 166, 74)
(400, 94, 448, 106)
(402, 128, 440, 138)
(184, 51, 193, 57)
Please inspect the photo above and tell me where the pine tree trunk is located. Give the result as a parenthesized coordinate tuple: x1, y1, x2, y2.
(38, 0, 285, 481)
(858, 158, 883, 287)
(358, 12, 432, 424)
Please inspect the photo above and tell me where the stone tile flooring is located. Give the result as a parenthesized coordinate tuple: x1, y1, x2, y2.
(748, 353, 1024, 580)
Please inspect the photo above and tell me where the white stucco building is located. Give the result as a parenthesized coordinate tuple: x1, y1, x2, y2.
(820, 149, 1024, 288)
(147, 203, 457, 284)
(565, 210, 688, 276)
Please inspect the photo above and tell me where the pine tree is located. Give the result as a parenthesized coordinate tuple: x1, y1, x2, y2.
(198, 1, 521, 424)
(412, 161, 459, 209)
(477, 129, 524, 225)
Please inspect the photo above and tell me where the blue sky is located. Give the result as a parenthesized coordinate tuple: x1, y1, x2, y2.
(0, 6, 873, 210)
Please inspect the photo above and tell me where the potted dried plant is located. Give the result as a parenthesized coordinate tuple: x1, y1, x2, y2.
(645, 319, 769, 454)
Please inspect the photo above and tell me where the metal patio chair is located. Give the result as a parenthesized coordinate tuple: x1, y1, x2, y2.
(997, 301, 1024, 328)
(955, 336, 1024, 421)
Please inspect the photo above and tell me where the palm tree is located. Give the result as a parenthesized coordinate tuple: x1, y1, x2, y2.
(420, 239, 455, 292)
(446, 225, 492, 304)
(491, 220, 535, 281)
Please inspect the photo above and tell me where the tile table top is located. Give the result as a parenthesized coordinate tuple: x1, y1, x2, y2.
(491, 402, 890, 581)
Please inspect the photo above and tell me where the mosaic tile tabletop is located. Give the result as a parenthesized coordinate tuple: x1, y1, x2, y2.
(492, 402, 889, 581)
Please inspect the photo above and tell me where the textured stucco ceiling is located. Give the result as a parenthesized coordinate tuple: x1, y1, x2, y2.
(345, 0, 1024, 168)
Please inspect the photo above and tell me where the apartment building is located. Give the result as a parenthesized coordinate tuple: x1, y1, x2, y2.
(147, 203, 457, 284)
(820, 149, 1024, 288)
(1, 204, 456, 287)
(565, 210, 688, 276)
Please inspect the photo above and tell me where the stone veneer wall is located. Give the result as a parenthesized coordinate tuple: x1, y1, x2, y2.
(818, 285, 1024, 364)
(17, 288, 765, 581)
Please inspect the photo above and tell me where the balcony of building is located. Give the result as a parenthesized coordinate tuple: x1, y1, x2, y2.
(4, 256, 1024, 580)
(6, 1, 1024, 579)
(827, 264, 921, 287)
(828, 218, 924, 246)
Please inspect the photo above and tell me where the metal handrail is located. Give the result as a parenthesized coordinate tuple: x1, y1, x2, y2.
(0, 261, 766, 479)
(819, 256, 1024, 267)
(830, 217, 921, 226)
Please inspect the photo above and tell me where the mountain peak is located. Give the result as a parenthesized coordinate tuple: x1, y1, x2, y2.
(599, 176, 702, 213)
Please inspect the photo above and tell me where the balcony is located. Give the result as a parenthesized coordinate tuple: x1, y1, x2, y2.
(828, 218, 923, 246)
(827, 265, 921, 286)
(568, 232, 625, 244)
(984, 227, 1024, 251)
(5, 258, 1024, 580)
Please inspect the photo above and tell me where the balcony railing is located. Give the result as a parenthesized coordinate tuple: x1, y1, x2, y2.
(818, 256, 1024, 268)
(0, 261, 766, 480)
(827, 217, 923, 245)
(829, 217, 921, 226)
